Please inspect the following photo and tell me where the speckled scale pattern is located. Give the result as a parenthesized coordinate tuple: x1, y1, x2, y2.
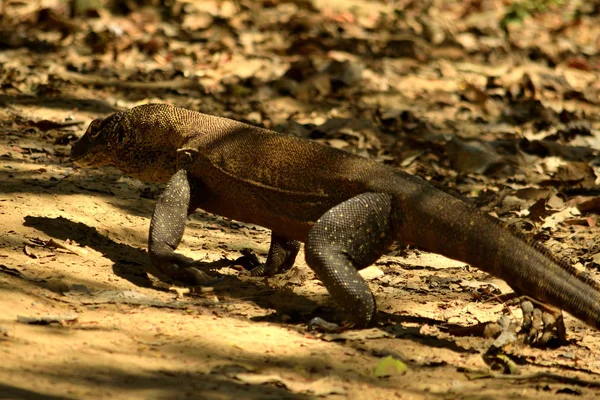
(147, 169, 206, 282)
(305, 192, 395, 327)
(71, 103, 600, 331)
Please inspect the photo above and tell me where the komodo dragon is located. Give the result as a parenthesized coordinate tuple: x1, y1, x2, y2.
(70, 103, 600, 335)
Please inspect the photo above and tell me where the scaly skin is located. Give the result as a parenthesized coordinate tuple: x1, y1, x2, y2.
(71, 103, 600, 332)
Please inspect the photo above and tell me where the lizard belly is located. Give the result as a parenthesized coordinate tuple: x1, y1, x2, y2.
(197, 190, 323, 242)
(189, 164, 341, 242)
(187, 143, 382, 242)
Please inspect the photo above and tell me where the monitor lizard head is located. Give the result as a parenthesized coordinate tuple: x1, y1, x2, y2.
(70, 111, 126, 168)
(70, 104, 185, 182)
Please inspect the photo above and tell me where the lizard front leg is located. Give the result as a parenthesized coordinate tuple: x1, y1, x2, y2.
(250, 232, 301, 277)
(305, 192, 396, 329)
(148, 168, 216, 284)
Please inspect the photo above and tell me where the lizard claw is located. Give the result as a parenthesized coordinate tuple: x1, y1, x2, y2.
(308, 317, 343, 333)
(157, 262, 223, 286)
(307, 317, 353, 333)
(150, 252, 224, 286)
(493, 293, 567, 347)
(233, 249, 283, 277)
(519, 299, 566, 346)
(184, 266, 224, 286)
(233, 250, 263, 275)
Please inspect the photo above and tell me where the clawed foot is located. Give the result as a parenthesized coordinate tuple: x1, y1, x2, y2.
(180, 265, 224, 286)
(451, 294, 567, 347)
(233, 249, 280, 277)
(308, 317, 352, 333)
(493, 294, 566, 347)
(233, 249, 264, 275)
(151, 252, 226, 286)
(518, 298, 566, 346)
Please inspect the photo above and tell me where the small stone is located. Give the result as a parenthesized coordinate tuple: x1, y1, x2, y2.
(359, 266, 384, 281)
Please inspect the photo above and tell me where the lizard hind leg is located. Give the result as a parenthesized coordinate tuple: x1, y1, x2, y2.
(305, 192, 396, 329)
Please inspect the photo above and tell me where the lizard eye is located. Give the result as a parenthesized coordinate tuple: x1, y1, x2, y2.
(87, 118, 104, 139)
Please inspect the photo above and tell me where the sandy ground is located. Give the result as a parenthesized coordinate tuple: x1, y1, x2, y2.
(2, 105, 600, 400)
(2, 0, 600, 397)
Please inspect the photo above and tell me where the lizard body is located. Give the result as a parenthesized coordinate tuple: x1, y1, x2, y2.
(71, 103, 600, 331)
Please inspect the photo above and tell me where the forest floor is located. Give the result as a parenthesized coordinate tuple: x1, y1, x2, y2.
(2, 0, 600, 399)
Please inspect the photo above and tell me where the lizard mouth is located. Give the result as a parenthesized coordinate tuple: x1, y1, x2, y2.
(70, 140, 108, 167)
(70, 134, 98, 166)
(70, 119, 110, 167)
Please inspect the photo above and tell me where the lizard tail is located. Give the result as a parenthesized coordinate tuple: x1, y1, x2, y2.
(399, 188, 600, 330)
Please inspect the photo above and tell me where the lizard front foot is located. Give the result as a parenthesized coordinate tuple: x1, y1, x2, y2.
(308, 317, 351, 333)
(150, 251, 224, 286)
